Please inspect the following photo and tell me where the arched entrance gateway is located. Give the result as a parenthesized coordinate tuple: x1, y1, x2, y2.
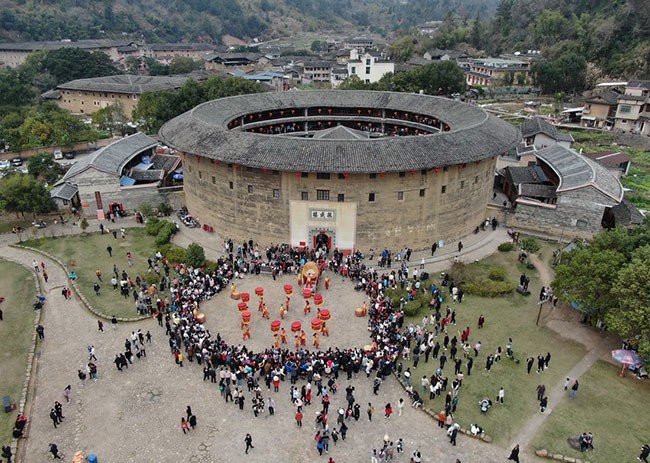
(159, 91, 520, 253)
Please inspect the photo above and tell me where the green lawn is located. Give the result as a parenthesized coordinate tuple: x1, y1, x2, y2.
(531, 360, 650, 463)
(399, 249, 586, 446)
(0, 260, 36, 444)
(22, 228, 162, 319)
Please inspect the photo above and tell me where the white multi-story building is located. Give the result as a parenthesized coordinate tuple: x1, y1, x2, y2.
(346, 50, 394, 84)
(613, 80, 650, 136)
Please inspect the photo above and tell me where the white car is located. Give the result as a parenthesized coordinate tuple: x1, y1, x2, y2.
(0, 159, 9, 170)
(53, 149, 63, 160)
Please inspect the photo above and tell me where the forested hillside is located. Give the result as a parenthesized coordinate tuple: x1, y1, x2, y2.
(405, 0, 649, 78)
(0, 0, 498, 43)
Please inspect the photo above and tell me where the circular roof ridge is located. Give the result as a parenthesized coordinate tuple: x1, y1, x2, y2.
(160, 90, 520, 172)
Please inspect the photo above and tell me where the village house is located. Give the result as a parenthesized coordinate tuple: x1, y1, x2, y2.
(583, 151, 632, 178)
(499, 144, 641, 237)
(613, 80, 650, 135)
(346, 49, 394, 84)
(521, 117, 574, 149)
(52, 133, 181, 216)
(0, 39, 141, 68)
(465, 57, 531, 88)
(581, 90, 620, 129)
(52, 74, 195, 118)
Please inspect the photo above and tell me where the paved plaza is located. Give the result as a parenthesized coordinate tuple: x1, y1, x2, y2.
(0, 222, 516, 463)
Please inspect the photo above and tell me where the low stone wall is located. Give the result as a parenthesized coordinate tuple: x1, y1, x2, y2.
(392, 373, 493, 444)
(0, 255, 43, 459)
(534, 448, 591, 463)
(11, 244, 148, 323)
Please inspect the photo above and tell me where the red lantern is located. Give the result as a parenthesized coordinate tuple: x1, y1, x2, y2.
(284, 284, 293, 296)
(433, 167, 441, 174)
(291, 321, 302, 333)
(318, 309, 331, 321)
(457, 164, 464, 170)
(311, 318, 322, 331)
(343, 173, 350, 179)
(212, 159, 219, 165)
(409, 170, 417, 176)
(378, 172, 385, 177)
(271, 320, 281, 332)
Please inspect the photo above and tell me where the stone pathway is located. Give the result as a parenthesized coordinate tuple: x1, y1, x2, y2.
(508, 252, 620, 454)
(0, 215, 622, 463)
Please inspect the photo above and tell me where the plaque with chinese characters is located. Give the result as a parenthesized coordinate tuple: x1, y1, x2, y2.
(309, 209, 335, 220)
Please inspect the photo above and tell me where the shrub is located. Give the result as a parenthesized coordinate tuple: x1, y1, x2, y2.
(154, 220, 178, 246)
(186, 243, 206, 268)
(521, 237, 540, 253)
(488, 268, 507, 281)
(204, 259, 219, 274)
(464, 279, 517, 297)
(144, 272, 160, 285)
(145, 217, 162, 236)
(403, 300, 422, 317)
(165, 247, 187, 265)
(498, 242, 514, 252)
(139, 203, 153, 217)
(158, 202, 173, 216)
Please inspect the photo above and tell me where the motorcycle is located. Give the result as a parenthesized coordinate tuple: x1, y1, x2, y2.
(32, 220, 46, 228)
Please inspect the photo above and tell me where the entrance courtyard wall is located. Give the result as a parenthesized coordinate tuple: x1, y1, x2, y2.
(510, 186, 619, 240)
(182, 154, 496, 250)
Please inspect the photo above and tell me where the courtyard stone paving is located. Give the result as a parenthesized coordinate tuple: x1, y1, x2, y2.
(0, 230, 515, 463)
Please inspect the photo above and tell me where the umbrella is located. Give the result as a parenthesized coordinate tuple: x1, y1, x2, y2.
(611, 349, 644, 377)
(611, 349, 643, 367)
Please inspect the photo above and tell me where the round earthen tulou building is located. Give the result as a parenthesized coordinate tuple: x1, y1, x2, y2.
(160, 90, 519, 252)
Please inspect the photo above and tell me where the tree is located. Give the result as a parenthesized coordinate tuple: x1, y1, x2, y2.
(552, 247, 626, 319)
(10, 103, 98, 150)
(24, 48, 119, 86)
(91, 104, 129, 136)
(79, 217, 89, 235)
(532, 53, 587, 95)
(27, 153, 63, 183)
(169, 57, 203, 75)
(133, 76, 263, 133)
(0, 175, 56, 217)
(186, 243, 206, 268)
(0, 69, 35, 107)
(144, 57, 170, 76)
(606, 246, 650, 361)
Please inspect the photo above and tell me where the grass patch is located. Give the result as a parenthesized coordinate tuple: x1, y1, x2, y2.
(0, 260, 36, 444)
(22, 228, 170, 319)
(531, 360, 650, 463)
(400, 250, 586, 446)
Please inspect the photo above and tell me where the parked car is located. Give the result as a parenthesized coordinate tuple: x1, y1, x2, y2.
(11, 157, 23, 167)
(64, 152, 76, 159)
(53, 149, 63, 160)
(0, 159, 9, 170)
